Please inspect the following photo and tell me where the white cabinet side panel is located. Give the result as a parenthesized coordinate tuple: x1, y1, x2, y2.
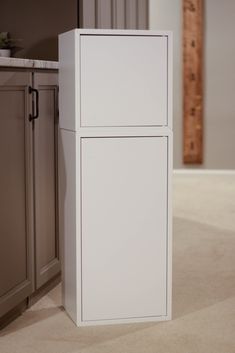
(59, 31, 78, 131)
(81, 35, 167, 127)
(59, 129, 78, 323)
(81, 137, 168, 321)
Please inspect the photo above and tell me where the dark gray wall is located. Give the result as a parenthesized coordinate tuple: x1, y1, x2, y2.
(0, 0, 78, 60)
(0, 0, 148, 59)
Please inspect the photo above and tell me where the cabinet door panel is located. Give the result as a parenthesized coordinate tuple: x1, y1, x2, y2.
(0, 72, 33, 317)
(81, 137, 168, 321)
(81, 35, 167, 127)
(34, 72, 60, 289)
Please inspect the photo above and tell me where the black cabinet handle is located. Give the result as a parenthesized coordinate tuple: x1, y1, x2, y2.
(29, 86, 39, 121)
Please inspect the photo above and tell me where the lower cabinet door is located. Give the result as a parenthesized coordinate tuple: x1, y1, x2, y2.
(81, 136, 168, 321)
(0, 72, 33, 317)
(34, 72, 60, 289)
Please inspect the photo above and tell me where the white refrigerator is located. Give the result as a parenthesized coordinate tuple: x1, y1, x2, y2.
(59, 29, 172, 326)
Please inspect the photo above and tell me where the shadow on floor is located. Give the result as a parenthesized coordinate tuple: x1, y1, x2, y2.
(0, 306, 65, 337)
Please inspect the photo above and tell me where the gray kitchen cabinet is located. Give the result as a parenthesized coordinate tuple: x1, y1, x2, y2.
(0, 72, 34, 318)
(0, 69, 60, 320)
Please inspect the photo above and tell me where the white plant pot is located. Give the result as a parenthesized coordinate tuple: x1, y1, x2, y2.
(0, 49, 11, 57)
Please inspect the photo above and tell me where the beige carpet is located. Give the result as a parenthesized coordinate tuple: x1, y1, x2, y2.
(1, 174, 235, 353)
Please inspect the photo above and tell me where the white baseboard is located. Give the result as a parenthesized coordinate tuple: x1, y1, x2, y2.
(173, 169, 235, 175)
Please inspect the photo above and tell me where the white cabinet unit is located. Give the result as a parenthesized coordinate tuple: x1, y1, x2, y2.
(59, 29, 172, 327)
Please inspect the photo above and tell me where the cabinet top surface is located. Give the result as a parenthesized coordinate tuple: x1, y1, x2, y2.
(0, 57, 58, 70)
(59, 28, 172, 38)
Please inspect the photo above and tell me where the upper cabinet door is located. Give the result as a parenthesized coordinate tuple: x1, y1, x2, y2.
(80, 35, 168, 127)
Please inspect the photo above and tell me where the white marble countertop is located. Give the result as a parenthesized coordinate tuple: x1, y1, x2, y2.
(0, 57, 58, 69)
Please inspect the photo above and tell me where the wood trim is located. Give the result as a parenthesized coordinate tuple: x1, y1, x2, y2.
(0, 274, 60, 330)
(27, 273, 61, 308)
(183, 0, 203, 164)
(0, 300, 27, 330)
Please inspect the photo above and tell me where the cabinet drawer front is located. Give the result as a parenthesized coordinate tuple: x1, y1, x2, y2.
(81, 35, 168, 127)
(81, 136, 168, 322)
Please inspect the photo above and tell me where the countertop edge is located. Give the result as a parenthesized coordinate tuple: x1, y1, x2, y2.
(0, 57, 58, 70)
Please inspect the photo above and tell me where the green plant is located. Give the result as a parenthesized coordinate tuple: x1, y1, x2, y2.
(0, 32, 17, 49)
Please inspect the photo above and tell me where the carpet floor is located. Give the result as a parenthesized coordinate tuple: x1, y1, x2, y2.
(1, 174, 235, 353)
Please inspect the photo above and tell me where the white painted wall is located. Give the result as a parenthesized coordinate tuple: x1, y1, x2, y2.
(149, 0, 235, 169)
(149, 0, 182, 168)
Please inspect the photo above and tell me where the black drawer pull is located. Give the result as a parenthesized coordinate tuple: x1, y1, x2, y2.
(29, 86, 39, 121)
